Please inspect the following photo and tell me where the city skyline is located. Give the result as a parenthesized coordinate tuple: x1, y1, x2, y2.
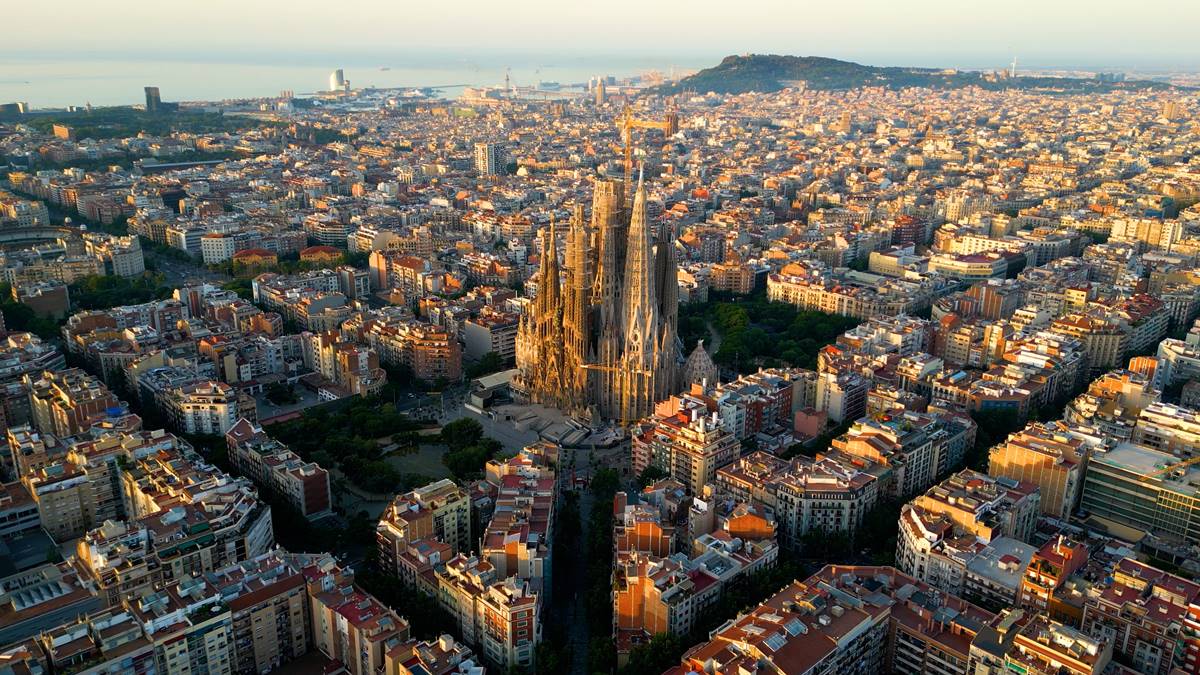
(3, 4, 1200, 673)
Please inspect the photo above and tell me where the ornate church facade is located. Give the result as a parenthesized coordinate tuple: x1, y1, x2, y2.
(515, 175, 682, 424)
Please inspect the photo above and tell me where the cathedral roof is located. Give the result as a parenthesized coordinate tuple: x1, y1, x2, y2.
(684, 340, 719, 387)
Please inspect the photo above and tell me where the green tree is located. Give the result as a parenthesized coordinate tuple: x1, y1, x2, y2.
(619, 633, 687, 675)
(636, 465, 669, 488)
(440, 418, 484, 451)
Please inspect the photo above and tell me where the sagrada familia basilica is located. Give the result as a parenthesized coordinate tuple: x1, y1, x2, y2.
(515, 174, 711, 424)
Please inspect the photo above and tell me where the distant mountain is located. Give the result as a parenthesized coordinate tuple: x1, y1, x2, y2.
(651, 54, 1172, 95)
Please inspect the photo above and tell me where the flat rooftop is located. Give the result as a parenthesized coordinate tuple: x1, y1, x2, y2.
(1092, 442, 1200, 494)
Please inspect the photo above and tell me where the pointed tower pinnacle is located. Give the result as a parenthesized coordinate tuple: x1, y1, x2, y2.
(590, 179, 626, 417)
(622, 167, 657, 334)
(616, 164, 662, 423)
(563, 204, 591, 406)
(541, 216, 560, 311)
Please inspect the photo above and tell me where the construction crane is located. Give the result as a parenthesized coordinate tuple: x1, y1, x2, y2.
(618, 105, 681, 194)
(580, 363, 649, 376)
(1142, 454, 1200, 481)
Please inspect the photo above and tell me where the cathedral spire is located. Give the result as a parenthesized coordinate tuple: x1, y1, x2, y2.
(541, 216, 560, 312)
(563, 205, 591, 405)
(654, 214, 681, 399)
(590, 179, 625, 416)
(616, 166, 662, 423)
(622, 167, 657, 332)
(514, 172, 681, 424)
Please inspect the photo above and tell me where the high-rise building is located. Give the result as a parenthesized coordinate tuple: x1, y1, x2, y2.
(474, 142, 502, 176)
(144, 86, 161, 112)
(329, 69, 346, 92)
(1162, 99, 1185, 120)
(515, 176, 681, 423)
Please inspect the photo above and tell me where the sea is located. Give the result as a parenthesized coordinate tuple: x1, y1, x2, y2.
(0, 52, 708, 109)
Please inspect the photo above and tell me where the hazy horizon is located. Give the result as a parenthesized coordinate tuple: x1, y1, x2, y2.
(4, 0, 1198, 107)
(5, 0, 1200, 72)
(3, 47, 1197, 73)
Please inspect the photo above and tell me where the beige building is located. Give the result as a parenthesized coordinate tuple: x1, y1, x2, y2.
(895, 470, 1039, 596)
(1132, 401, 1200, 456)
(26, 368, 121, 440)
(377, 478, 472, 575)
(717, 451, 881, 552)
(434, 554, 540, 672)
(307, 560, 411, 675)
(989, 422, 1086, 520)
(631, 406, 739, 495)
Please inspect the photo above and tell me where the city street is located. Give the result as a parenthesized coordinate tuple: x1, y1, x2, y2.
(146, 247, 230, 286)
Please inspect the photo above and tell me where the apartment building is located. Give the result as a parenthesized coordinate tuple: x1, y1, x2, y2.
(434, 554, 540, 672)
(1132, 401, 1200, 456)
(26, 368, 122, 440)
(302, 330, 387, 397)
(482, 473, 555, 584)
(962, 537, 1039, 610)
(989, 422, 1088, 520)
(716, 451, 882, 552)
(667, 565, 1001, 675)
(378, 478, 473, 574)
(613, 493, 676, 557)
(385, 634, 482, 675)
(119, 440, 275, 583)
(813, 370, 870, 424)
(1063, 369, 1159, 441)
(75, 519, 158, 607)
(224, 418, 333, 521)
(767, 269, 934, 319)
(307, 558, 412, 675)
(831, 411, 954, 498)
(162, 380, 245, 435)
(462, 308, 519, 363)
(0, 332, 66, 388)
(895, 470, 1039, 596)
(712, 367, 817, 443)
(632, 406, 740, 495)
(0, 480, 39, 539)
(363, 318, 463, 383)
(1080, 558, 1200, 675)
(1019, 534, 1090, 623)
(82, 232, 145, 277)
(613, 497, 777, 663)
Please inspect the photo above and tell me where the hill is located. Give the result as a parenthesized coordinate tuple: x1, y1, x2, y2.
(651, 54, 1173, 95)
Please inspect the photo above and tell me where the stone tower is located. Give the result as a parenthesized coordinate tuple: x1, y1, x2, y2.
(515, 172, 681, 425)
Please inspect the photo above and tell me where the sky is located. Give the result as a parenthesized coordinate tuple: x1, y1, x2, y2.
(4, 0, 1199, 71)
